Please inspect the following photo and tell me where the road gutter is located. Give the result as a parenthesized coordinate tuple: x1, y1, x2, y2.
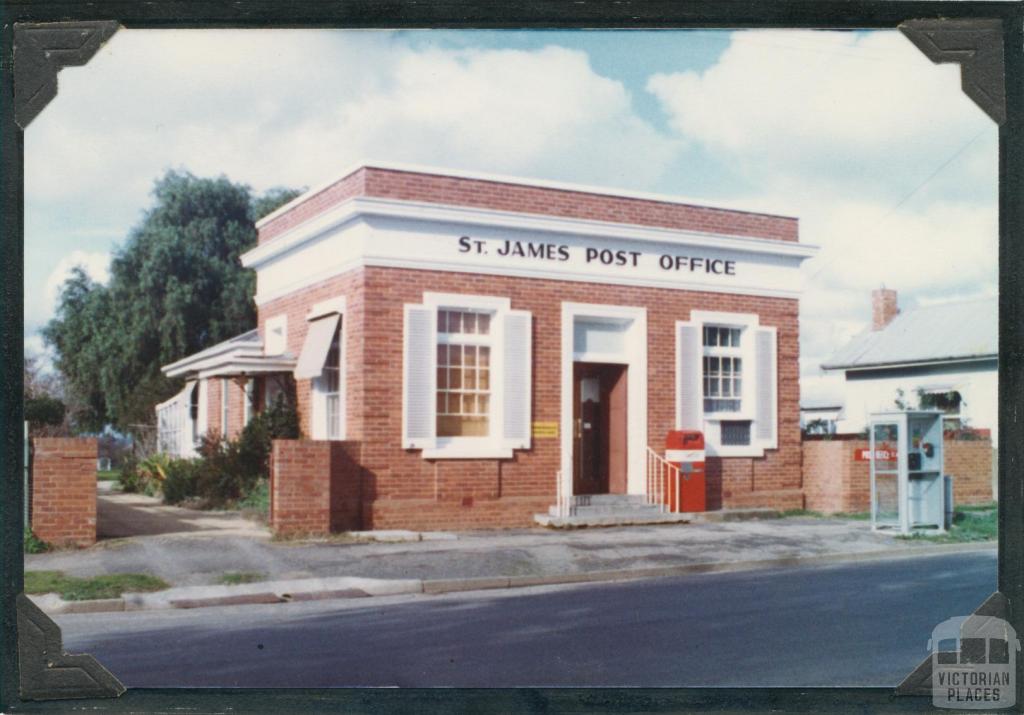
(32, 540, 996, 614)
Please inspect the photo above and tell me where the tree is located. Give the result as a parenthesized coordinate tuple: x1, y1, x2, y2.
(24, 350, 76, 435)
(44, 171, 301, 434)
(24, 396, 65, 428)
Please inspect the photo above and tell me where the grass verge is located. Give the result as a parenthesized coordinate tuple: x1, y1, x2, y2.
(25, 571, 170, 600)
(778, 508, 824, 518)
(777, 509, 870, 520)
(219, 571, 266, 585)
(898, 508, 997, 543)
(97, 469, 120, 481)
(833, 511, 871, 520)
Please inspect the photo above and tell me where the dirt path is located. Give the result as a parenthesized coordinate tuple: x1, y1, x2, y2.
(96, 482, 267, 539)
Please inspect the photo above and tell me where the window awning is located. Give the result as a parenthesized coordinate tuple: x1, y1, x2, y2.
(294, 314, 340, 379)
(918, 383, 958, 394)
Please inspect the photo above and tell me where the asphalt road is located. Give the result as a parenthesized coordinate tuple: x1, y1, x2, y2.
(56, 550, 996, 688)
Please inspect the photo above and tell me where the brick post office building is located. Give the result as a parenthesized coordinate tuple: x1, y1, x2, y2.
(157, 163, 816, 531)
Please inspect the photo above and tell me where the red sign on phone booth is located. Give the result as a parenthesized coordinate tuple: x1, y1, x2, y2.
(665, 430, 706, 512)
(854, 446, 898, 462)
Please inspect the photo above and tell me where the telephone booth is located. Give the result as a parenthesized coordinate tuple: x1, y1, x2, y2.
(869, 410, 945, 534)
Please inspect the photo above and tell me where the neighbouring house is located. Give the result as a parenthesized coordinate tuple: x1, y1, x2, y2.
(822, 289, 998, 445)
(156, 162, 818, 531)
(799, 401, 842, 435)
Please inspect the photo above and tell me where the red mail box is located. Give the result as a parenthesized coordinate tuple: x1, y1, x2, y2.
(665, 430, 706, 513)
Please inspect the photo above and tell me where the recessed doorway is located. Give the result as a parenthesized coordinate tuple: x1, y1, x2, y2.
(572, 362, 628, 495)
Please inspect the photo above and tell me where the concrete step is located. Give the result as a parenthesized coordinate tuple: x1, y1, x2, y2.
(534, 511, 695, 528)
(547, 501, 664, 517)
(534, 506, 781, 528)
(571, 494, 649, 507)
(552, 504, 665, 517)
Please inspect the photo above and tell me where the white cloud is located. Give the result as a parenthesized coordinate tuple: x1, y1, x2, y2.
(23, 29, 999, 408)
(646, 30, 998, 389)
(24, 30, 681, 336)
(647, 30, 993, 199)
(26, 32, 678, 208)
(28, 250, 111, 330)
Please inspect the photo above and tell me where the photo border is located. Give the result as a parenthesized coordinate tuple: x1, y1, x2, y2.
(2, 1, 1021, 712)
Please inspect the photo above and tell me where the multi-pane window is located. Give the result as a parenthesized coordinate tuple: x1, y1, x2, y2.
(323, 326, 342, 439)
(703, 325, 743, 413)
(436, 309, 492, 437)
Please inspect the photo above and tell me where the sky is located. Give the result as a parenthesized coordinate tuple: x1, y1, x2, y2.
(24, 29, 998, 403)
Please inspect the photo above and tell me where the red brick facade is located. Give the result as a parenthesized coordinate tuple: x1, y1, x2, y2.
(802, 436, 994, 514)
(31, 438, 97, 547)
(256, 265, 802, 531)
(258, 166, 799, 245)
(234, 165, 806, 532)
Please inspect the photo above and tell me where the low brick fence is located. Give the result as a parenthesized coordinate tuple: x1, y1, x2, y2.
(802, 436, 993, 514)
(31, 437, 97, 547)
(270, 439, 363, 536)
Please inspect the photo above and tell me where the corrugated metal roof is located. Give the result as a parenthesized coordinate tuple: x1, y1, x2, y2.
(822, 297, 997, 370)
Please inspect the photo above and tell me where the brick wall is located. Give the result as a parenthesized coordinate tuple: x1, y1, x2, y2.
(802, 439, 867, 514)
(31, 438, 97, 547)
(945, 439, 994, 505)
(270, 440, 331, 536)
(802, 436, 994, 514)
(329, 441, 364, 532)
(270, 439, 366, 535)
(260, 264, 803, 530)
(258, 166, 799, 245)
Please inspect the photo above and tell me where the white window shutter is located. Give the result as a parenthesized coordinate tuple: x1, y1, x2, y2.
(676, 322, 702, 430)
(403, 304, 437, 449)
(754, 326, 777, 446)
(501, 309, 532, 450)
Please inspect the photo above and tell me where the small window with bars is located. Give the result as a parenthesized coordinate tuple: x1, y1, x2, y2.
(720, 420, 751, 446)
(436, 309, 492, 437)
(703, 326, 743, 413)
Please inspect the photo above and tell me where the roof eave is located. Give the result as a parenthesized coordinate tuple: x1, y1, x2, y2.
(823, 354, 998, 372)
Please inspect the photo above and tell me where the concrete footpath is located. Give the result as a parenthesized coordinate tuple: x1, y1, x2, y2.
(27, 516, 996, 614)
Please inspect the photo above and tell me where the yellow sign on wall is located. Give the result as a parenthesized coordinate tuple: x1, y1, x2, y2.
(532, 421, 559, 438)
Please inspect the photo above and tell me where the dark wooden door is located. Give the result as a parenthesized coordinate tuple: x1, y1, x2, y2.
(573, 363, 628, 495)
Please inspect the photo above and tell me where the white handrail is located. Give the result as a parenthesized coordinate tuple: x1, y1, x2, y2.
(646, 447, 685, 513)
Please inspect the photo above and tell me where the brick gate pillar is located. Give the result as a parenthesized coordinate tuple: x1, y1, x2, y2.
(270, 440, 331, 536)
(31, 437, 97, 547)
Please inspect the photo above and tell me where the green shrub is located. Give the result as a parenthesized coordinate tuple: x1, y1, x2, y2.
(162, 458, 201, 504)
(23, 528, 50, 554)
(118, 454, 144, 493)
(156, 398, 300, 508)
(193, 398, 299, 508)
(237, 397, 301, 474)
(238, 479, 269, 517)
(195, 436, 253, 507)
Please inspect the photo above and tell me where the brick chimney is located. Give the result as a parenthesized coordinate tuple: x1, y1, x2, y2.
(872, 288, 899, 330)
